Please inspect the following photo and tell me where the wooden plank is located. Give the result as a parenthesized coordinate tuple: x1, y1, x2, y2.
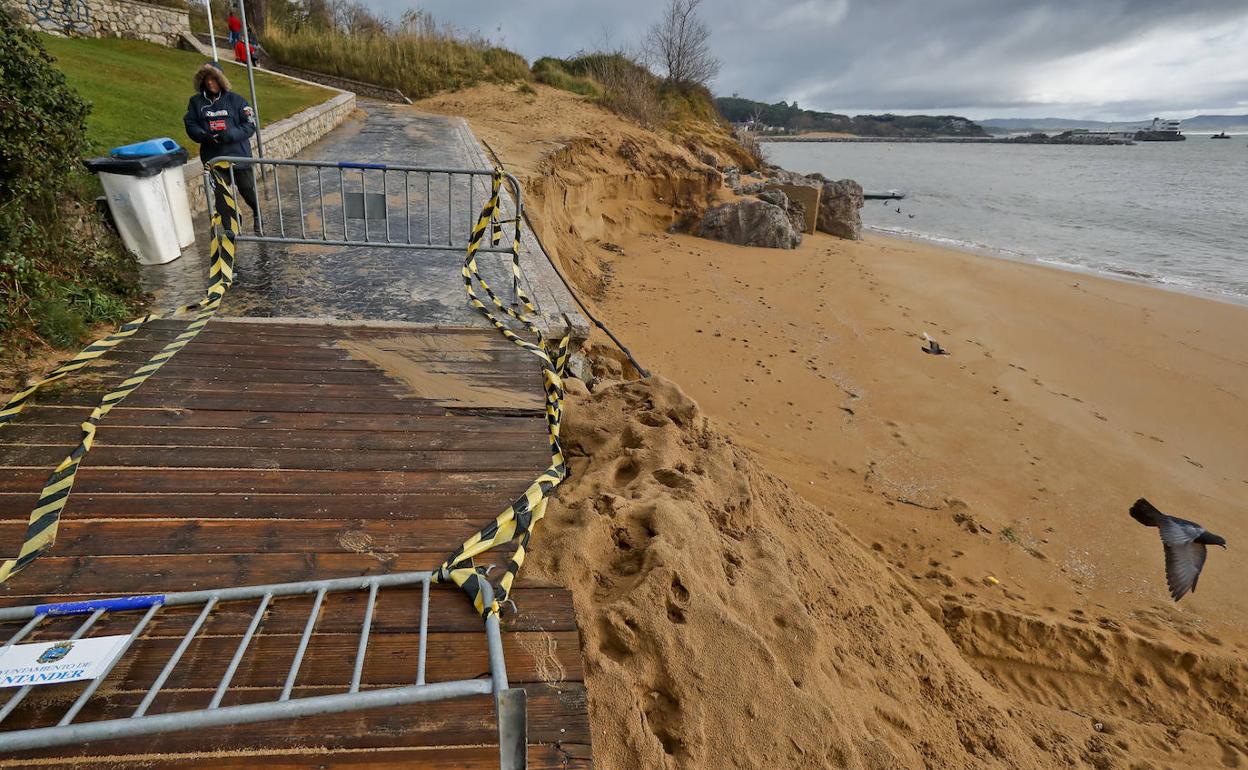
(0, 425, 548, 452)
(0, 519, 504, 556)
(3, 587, 577, 636)
(62, 377, 537, 400)
(12, 406, 542, 433)
(35, 392, 544, 415)
(4, 683, 590, 759)
(0, 630, 583, 694)
(107, 340, 371, 361)
(153, 320, 530, 344)
(144, 629, 578, 688)
(0, 468, 539, 494)
(82, 360, 535, 382)
(0, 492, 528, 520)
(0, 445, 546, 473)
(8, 744, 593, 770)
(0, 553, 525, 596)
(84, 349, 386, 372)
(112, 334, 535, 360)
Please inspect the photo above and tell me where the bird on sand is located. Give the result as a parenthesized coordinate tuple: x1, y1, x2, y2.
(920, 332, 948, 355)
(1130, 498, 1227, 601)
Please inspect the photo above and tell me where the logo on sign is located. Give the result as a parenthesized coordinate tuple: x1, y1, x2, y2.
(37, 642, 73, 664)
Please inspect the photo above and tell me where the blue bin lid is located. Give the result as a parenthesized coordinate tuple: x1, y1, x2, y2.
(110, 138, 182, 158)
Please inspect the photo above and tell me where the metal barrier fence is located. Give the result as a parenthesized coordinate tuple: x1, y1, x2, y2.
(0, 572, 526, 768)
(203, 157, 524, 255)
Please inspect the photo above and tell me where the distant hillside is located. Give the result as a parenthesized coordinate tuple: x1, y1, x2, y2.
(981, 115, 1248, 134)
(716, 96, 988, 138)
(1180, 114, 1248, 131)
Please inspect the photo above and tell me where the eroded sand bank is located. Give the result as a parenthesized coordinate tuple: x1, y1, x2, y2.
(417, 84, 1248, 769)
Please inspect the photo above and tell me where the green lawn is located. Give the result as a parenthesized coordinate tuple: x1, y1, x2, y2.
(40, 35, 335, 155)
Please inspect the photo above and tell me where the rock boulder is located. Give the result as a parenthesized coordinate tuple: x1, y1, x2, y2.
(698, 199, 802, 249)
(817, 179, 865, 240)
(756, 189, 807, 236)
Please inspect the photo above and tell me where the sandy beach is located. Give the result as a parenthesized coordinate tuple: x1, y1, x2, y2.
(601, 227, 1248, 627)
(416, 84, 1248, 768)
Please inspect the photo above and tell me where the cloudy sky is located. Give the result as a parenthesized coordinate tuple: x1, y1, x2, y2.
(360, 0, 1248, 120)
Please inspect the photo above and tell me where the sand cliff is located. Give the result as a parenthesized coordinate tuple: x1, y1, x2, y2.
(416, 84, 1248, 769)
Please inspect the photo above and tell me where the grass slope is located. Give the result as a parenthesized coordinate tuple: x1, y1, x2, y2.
(40, 35, 334, 155)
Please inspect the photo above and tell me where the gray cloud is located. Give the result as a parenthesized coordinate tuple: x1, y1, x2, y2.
(358, 0, 1248, 120)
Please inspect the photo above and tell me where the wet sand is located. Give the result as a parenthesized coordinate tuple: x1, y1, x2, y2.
(597, 228, 1248, 629)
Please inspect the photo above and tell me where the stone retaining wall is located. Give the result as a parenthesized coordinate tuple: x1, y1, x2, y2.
(12, 0, 189, 46)
(183, 91, 356, 213)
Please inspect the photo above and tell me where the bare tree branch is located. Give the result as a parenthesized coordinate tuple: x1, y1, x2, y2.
(646, 0, 719, 89)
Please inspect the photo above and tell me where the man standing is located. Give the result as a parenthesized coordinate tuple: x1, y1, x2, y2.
(227, 8, 242, 46)
(183, 63, 259, 225)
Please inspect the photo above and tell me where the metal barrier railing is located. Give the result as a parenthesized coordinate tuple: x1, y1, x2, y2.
(203, 157, 523, 255)
(0, 572, 526, 768)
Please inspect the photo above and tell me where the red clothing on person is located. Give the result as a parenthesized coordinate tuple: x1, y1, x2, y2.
(234, 39, 254, 63)
(227, 13, 241, 33)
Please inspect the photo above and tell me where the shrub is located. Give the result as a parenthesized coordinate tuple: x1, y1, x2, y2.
(532, 57, 601, 98)
(735, 128, 766, 170)
(0, 11, 140, 354)
(259, 7, 531, 100)
(534, 52, 669, 127)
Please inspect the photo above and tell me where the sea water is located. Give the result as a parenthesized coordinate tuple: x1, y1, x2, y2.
(766, 137, 1248, 303)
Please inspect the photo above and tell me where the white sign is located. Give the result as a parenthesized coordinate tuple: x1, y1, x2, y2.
(0, 635, 130, 688)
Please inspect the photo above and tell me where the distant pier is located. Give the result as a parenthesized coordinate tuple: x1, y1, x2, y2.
(757, 135, 1134, 146)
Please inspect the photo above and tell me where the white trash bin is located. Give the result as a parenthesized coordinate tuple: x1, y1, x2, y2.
(84, 149, 188, 266)
(161, 164, 196, 249)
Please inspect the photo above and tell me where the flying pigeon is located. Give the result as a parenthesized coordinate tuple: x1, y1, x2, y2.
(1130, 498, 1226, 601)
(895, 206, 903, 214)
(908, 213, 916, 219)
(921, 332, 948, 355)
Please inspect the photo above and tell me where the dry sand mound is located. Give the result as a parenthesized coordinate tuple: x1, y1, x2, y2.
(534, 378, 1076, 769)
(417, 84, 1248, 769)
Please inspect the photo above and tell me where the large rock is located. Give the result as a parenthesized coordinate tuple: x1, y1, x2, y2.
(756, 189, 807, 236)
(765, 166, 826, 188)
(698, 199, 802, 249)
(817, 179, 865, 240)
(764, 183, 820, 234)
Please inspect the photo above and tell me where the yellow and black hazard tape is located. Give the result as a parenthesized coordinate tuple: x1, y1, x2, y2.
(0, 161, 241, 584)
(435, 170, 571, 617)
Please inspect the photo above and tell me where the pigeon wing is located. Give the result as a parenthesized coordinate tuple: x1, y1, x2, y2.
(1163, 540, 1207, 601)
(1157, 516, 1204, 547)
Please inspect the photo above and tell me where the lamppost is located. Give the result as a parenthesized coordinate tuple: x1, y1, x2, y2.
(204, 0, 217, 61)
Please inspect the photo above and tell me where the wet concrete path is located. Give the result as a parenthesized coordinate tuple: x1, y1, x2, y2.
(143, 102, 585, 336)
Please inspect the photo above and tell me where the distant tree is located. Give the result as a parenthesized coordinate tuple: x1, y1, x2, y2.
(646, 0, 719, 89)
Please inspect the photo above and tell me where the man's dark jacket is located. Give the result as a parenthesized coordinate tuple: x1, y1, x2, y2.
(183, 64, 256, 163)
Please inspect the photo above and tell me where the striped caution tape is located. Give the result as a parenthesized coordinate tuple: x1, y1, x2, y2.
(0, 161, 241, 584)
(436, 170, 571, 617)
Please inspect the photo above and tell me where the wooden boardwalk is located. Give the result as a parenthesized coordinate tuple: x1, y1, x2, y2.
(0, 319, 590, 768)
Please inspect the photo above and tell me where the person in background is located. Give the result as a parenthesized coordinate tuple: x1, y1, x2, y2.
(233, 37, 257, 64)
(183, 63, 259, 225)
(226, 8, 242, 46)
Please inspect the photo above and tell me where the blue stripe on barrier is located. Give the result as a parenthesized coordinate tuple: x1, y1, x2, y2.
(36, 595, 166, 616)
(337, 162, 387, 170)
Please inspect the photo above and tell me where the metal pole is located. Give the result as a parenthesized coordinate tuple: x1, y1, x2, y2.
(235, 0, 269, 192)
(205, 0, 218, 62)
